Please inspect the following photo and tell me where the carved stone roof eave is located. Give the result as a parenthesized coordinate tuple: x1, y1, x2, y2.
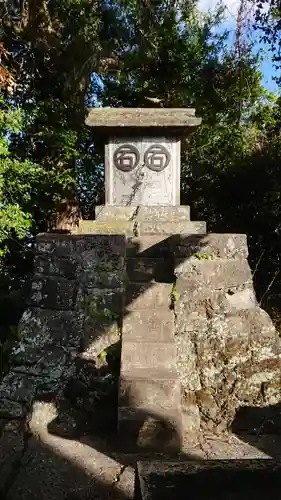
(85, 107, 202, 134)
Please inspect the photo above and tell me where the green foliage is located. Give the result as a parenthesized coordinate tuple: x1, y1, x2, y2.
(194, 252, 214, 260)
(170, 282, 179, 310)
(0, 99, 35, 253)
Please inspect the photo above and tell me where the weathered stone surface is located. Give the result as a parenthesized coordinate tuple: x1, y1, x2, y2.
(121, 342, 177, 371)
(33, 255, 79, 280)
(175, 258, 252, 288)
(118, 407, 182, 452)
(126, 257, 172, 282)
(175, 283, 257, 318)
(28, 276, 77, 310)
(126, 235, 170, 257)
(17, 308, 83, 349)
(78, 234, 126, 287)
(76, 233, 126, 256)
(176, 306, 281, 432)
(137, 205, 190, 221)
(37, 233, 126, 255)
(76, 220, 206, 236)
(86, 107, 200, 128)
(0, 373, 36, 405)
(140, 221, 206, 235)
(36, 234, 77, 256)
(122, 310, 174, 342)
(0, 399, 25, 419)
(81, 316, 120, 360)
(125, 282, 172, 310)
(137, 460, 281, 500)
(75, 220, 134, 236)
(76, 287, 124, 316)
(171, 233, 248, 259)
(79, 259, 125, 288)
(96, 205, 191, 222)
(1, 429, 135, 500)
(119, 371, 181, 409)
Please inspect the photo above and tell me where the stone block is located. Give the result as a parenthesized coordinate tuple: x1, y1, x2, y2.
(0, 372, 36, 405)
(137, 460, 281, 500)
(137, 205, 190, 221)
(174, 258, 252, 289)
(121, 341, 177, 371)
(80, 261, 126, 288)
(36, 234, 76, 256)
(76, 287, 124, 317)
(126, 257, 173, 282)
(119, 371, 181, 409)
(118, 407, 182, 452)
(18, 308, 83, 349)
(28, 277, 78, 310)
(0, 399, 24, 419)
(75, 220, 135, 236)
(139, 221, 206, 235)
(96, 205, 192, 223)
(122, 310, 174, 342)
(125, 283, 172, 310)
(96, 205, 138, 220)
(81, 316, 121, 359)
(175, 284, 257, 318)
(33, 255, 79, 280)
(126, 235, 171, 257)
(171, 233, 248, 258)
(76, 233, 126, 256)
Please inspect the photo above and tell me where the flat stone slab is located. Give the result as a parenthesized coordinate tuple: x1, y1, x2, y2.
(96, 205, 191, 222)
(119, 370, 181, 409)
(75, 220, 206, 236)
(122, 310, 174, 342)
(171, 233, 248, 259)
(86, 107, 201, 129)
(121, 341, 177, 371)
(137, 460, 281, 500)
(125, 283, 172, 310)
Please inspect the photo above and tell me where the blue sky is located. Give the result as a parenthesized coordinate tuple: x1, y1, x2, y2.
(200, 0, 279, 94)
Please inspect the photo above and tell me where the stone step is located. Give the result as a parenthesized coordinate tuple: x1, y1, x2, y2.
(75, 220, 206, 236)
(140, 221, 206, 235)
(124, 283, 172, 310)
(136, 460, 281, 500)
(119, 369, 181, 409)
(95, 205, 191, 221)
(171, 233, 248, 259)
(121, 341, 177, 371)
(175, 258, 252, 289)
(122, 309, 174, 342)
(118, 407, 182, 453)
(126, 257, 173, 282)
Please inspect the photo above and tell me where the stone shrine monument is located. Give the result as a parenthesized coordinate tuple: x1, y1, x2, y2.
(85, 108, 200, 206)
(0, 108, 280, 457)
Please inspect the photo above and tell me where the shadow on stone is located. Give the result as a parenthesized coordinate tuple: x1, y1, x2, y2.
(136, 460, 281, 500)
(231, 401, 281, 459)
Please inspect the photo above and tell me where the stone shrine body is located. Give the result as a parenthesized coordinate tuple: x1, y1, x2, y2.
(85, 107, 201, 207)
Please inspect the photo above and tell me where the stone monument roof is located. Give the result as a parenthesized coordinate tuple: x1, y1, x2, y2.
(85, 107, 201, 129)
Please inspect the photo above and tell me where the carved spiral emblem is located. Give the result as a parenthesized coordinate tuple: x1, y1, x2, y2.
(113, 144, 140, 172)
(144, 144, 171, 172)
